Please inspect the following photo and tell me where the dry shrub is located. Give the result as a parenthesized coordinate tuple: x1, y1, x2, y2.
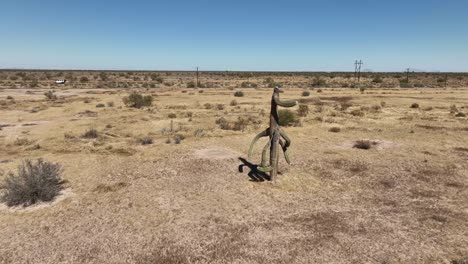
(138, 136, 153, 145)
(370, 104, 382, 112)
(410, 103, 419, 108)
(82, 128, 98, 139)
(297, 104, 309, 117)
(350, 109, 364, 117)
(353, 140, 377, 150)
(44, 90, 57, 100)
(123, 92, 153, 108)
(168, 113, 177, 119)
(230, 100, 238, 106)
(0, 159, 64, 207)
(204, 103, 212, 109)
(234, 91, 244, 97)
(278, 109, 300, 126)
(95, 103, 105, 108)
(301, 90, 310, 97)
(329, 127, 341, 133)
(216, 104, 225, 110)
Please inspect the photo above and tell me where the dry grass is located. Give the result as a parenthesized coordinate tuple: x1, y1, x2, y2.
(0, 71, 467, 263)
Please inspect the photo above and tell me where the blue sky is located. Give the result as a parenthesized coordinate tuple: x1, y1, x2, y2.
(1, 0, 467, 71)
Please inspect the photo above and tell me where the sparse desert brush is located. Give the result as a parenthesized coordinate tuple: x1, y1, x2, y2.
(329, 126, 341, 132)
(302, 90, 310, 97)
(360, 87, 366, 93)
(353, 140, 377, 150)
(372, 76, 383, 83)
(234, 91, 244, 97)
(339, 101, 352, 111)
(350, 109, 364, 117)
(450, 104, 458, 113)
(138, 136, 153, 145)
(6, 96, 13, 100)
(185, 111, 193, 118)
(317, 89, 323, 93)
(193, 128, 205, 137)
(410, 103, 419, 109)
(174, 134, 185, 144)
(96, 103, 105, 108)
(216, 104, 225, 110)
(311, 76, 326, 87)
(380, 101, 386, 107)
(455, 112, 466, 117)
(123, 92, 153, 108)
(168, 113, 177, 119)
(80, 76, 89, 83)
(14, 138, 33, 146)
(278, 109, 300, 126)
(230, 100, 238, 106)
(204, 103, 212, 109)
(240, 81, 257, 88)
(0, 159, 64, 207)
(297, 104, 309, 117)
(198, 90, 203, 93)
(44, 90, 57, 100)
(370, 104, 382, 112)
(186, 81, 196, 88)
(82, 128, 98, 139)
(84, 98, 91, 103)
(107, 101, 114, 107)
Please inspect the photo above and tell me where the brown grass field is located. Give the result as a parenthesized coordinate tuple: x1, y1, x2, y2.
(0, 71, 468, 263)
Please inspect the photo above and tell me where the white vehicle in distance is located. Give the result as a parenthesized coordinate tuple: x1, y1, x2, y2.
(55, 80, 66, 84)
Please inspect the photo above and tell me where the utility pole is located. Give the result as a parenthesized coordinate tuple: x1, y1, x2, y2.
(354, 60, 363, 82)
(406, 68, 410, 83)
(196, 67, 199, 88)
(445, 73, 448, 88)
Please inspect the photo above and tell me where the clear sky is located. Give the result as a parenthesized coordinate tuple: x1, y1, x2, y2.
(1, 0, 467, 72)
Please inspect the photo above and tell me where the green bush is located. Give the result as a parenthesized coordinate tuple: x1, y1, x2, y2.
(123, 92, 153, 108)
(234, 91, 244, 97)
(311, 76, 326, 87)
(278, 109, 300, 126)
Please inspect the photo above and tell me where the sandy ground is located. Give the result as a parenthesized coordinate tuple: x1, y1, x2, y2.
(0, 84, 468, 264)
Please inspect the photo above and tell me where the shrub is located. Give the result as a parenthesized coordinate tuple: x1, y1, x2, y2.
(302, 91, 310, 97)
(455, 112, 466, 117)
(44, 90, 57, 100)
(168, 113, 177, 119)
(82, 128, 98, 139)
(107, 101, 114, 107)
(311, 76, 326, 87)
(186, 81, 196, 88)
(96, 103, 105, 108)
(234, 91, 244, 97)
(241, 81, 257, 88)
(353, 140, 376, 150)
(410, 103, 419, 109)
(123, 92, 153, 108)
(350, 109, 364, 117)
(372, 76, 383, 83)
(230, 100, 238, 106)
(138, 136, 153, 145)
(198, 90, 204, 93)
(0, 159, 64, 207)
(297, 104, 309, 117)
(329, 127, 341, 133)
(204, 103, 212, 109)
(317, 89, 323, 93)
(6, 96, 13, 100)
(216, 104, 225, 110)
(80, 76, 89, 83)
(278, 109, 299, 126)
